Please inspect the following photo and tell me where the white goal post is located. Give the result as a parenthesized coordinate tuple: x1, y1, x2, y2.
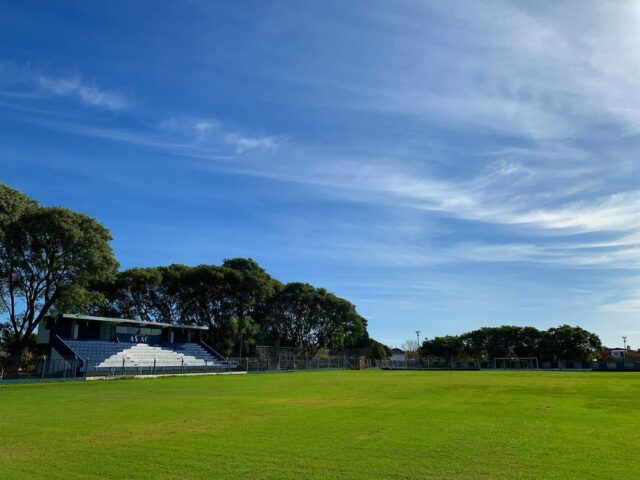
(493, 357, 539, 370)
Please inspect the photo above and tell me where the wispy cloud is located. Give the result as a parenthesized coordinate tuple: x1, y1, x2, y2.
(37, 74, 130, 110)
(0, 60, 130, 110)
(5, 1, 640, 345)
(224, 133, 284, 154)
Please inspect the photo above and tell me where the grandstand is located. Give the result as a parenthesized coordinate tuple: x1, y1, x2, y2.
(37, 314, 227, 376)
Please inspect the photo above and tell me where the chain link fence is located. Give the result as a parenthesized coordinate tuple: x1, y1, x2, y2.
(0, 350, 369, 382)
(377, 358, 640, 371)
(5, 354, 639, 383)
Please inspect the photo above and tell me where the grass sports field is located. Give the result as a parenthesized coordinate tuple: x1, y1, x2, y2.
(1, 371, 639, 479)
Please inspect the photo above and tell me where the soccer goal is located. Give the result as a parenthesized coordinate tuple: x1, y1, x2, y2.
(493, 357, 539, 370)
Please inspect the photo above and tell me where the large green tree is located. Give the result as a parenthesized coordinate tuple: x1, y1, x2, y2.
(263, 282, 366, 356)
(90, 264, 189, 323)
(179, 264, 236, 353)
(540, 325, 602, 361)
(221, 258, 281, 356)
(0, 184, 118, 353)
(421, 335, 463, 363)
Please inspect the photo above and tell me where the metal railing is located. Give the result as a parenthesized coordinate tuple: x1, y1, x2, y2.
(83, 356, 242, 378)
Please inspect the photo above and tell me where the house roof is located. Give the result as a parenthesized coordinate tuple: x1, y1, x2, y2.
(60, 314, 208, 331)
(390, 348, 404, 354)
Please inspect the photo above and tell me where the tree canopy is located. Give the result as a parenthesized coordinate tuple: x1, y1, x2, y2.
(0, 184, 118, 354)
(262, 282, 366, 356)
(421, 325, 602, 362)
(89, 267, 370, 357)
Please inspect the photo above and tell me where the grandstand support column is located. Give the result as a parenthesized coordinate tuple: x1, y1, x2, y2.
(181, 358, 184, 374)
(84, 358, 89, 379)
(153, 358, 156, 375)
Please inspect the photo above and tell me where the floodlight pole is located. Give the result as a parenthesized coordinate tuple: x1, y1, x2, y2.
(416, 330, 421, 363)
(622, 336, 627, 349)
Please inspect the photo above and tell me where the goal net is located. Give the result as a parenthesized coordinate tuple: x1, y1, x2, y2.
(493, 357, 539, 370)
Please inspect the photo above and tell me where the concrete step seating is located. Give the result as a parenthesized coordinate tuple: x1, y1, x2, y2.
(97, 343, 210, 368)
(62, 339, 223, 369)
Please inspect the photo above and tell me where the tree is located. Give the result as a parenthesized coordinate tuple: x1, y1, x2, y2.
(0, 188, 118, 353)
(421, 335, 463, 364)
(460, 328, 490, 364)
(368, 339, 391, 360)
(541, 325, 602, 361)
(90, 264, 190, 323)
(0, 184, 36, 232)
(91, 267, 163, 321)
(178, 265, 235, 353)
(221, 258, 281, 354)
(222, 258, 279, 320)
(482, 326, 534, 358)
(154, 264, 191, 322)
(402, 339, 419, 360)
(343, 329, 390, 360)
(0, 185, 36, 328)
(263, 282, 366, 356)
(236, 315, 259, 360)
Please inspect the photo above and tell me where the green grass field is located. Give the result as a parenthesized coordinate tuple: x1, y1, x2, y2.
(1, 370, 639, 479)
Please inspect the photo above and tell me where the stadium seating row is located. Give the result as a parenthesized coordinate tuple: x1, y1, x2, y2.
(61, 339, 224, 369)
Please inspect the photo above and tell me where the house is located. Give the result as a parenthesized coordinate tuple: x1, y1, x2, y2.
(390, 348, 405, 361)
(602, 347, 630, 359)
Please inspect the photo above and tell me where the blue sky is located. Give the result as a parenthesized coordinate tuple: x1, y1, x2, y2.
(2, 1, 639, 348)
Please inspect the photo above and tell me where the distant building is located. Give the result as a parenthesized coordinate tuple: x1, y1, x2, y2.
(390, 348, 404, 361)
(602, 347, 630, 359)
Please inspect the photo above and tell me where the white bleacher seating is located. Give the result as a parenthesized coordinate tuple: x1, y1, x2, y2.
(61, 339, 224, 370)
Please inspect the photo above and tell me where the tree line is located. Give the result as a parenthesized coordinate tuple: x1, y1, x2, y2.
(420, 325, 602, 363)
(0, 183, 383, 359)
(88, 260, 373, 357)
(0, 182, 606, 363)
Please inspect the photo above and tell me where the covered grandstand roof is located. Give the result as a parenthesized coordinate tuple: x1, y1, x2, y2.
(60, 314, 209, 331)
